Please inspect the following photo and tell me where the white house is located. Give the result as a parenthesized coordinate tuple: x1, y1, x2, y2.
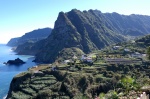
(113, 46, 121, 50)
(64, 60, 71, 64)
(86, 57, 93, 62)
(124, 48, 130, 52)
(81, 55, 87, 60)
(142, 54, 146, 57)
(131, 52, 142, 58)
(73, 55, 77, 60)
(81, 54, 93, 63)
(131, 40, 135, 43)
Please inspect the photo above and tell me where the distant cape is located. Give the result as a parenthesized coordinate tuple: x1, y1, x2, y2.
(7, 28, 52, 47)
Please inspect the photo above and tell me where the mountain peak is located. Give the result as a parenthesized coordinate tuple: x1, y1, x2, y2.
(14, 9, 150, 63)
(33, 9, 126, 63)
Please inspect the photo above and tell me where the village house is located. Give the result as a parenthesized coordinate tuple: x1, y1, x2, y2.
(131, 40, 135, 43)
(33, 70, 43, 74)
(64, 60, 71, 64)
(81, 54, 93, 63)
(124, 48, 130, 52)
(113, 46, 121, 50)
(131, 52, 143, 58)
(72, 55, 77, 60)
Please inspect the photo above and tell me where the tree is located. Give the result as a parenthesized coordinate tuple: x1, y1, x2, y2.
(147, 46, 150, 60)
(120, 76, 134, 94)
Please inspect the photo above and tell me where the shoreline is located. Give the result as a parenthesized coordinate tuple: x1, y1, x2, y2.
(3, 94, 7, 99)
(0, 45, 38, 99)
(10, 47, 16, 51)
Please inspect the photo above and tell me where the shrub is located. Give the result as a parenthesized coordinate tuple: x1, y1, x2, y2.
(36, 89, 52, 99)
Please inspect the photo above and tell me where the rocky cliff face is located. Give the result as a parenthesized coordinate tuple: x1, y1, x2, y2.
(7, 37, 20, 47)
(104, 13, 150, 35)
(16, 9, 150, 63)
(33, 9, 126, 63)
(7, 28, 52, 47)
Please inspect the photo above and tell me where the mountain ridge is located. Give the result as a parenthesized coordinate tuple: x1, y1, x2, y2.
(7, 28, 52, 47)
(15, 9, 150, 63)
(18, 9, 126, 63)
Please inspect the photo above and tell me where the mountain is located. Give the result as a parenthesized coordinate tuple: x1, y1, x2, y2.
(15, 39, 47, 55)
(104, 13, 150, 36)
(109, 34, 150, 55)
(7, 28, 52, 47)
(7, 37, 20, 47)
(15, 9, 150, 63)
(135, 35, 150, 47)
(6, 9, 150, 98)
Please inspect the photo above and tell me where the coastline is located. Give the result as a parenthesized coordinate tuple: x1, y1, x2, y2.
(3, 95, 7, 99)
(10, 47, 16, 51)
(0, 44, 38, 99)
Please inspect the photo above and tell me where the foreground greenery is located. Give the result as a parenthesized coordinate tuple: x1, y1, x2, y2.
(7, 35, 150, 99)
(7, 54, 150, 99)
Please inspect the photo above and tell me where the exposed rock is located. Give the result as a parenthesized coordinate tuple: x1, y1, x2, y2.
(4, 58, 25, 65)
(14, 9, 150, 63)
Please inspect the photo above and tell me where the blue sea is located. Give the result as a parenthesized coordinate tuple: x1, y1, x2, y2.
(0, 44, 37, 99)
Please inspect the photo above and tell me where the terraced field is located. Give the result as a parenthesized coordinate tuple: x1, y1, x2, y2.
(7, 59, 150, 99)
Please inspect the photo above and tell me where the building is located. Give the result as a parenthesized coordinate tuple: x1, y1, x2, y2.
(73, 55, 77, 60)
(86, 57, 93, 63)
(64, 60, 71, 64)
(124, 48, 130, 52)
(81, 54, 93, 63)
(131, 52, 142, 58)
(113, 46, 121, 50)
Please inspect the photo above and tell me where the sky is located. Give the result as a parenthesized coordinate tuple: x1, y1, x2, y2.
(0, 0, 150, 44)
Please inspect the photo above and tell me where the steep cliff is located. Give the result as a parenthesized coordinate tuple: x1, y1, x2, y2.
(104, 13, 150, 35)
(7, 28, 52, 47)
(34, 9, 126, 63)
(16, 9, 150, 63)
(7, 37, 20, 47)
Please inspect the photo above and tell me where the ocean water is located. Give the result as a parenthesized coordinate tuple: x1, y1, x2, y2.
(0, 44, 37, 99)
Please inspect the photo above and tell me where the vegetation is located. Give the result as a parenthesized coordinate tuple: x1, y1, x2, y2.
(6, 9, 150, 99)
(147, 46, 150, 60)
(7, 47, 150, 98)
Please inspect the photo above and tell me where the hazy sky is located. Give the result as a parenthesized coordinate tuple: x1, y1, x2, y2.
(0, 0, 150, 44)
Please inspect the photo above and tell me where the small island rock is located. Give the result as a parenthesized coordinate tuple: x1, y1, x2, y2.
(4, 58, 25, 65)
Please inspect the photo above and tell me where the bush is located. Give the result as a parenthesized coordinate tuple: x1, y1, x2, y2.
(36, 89, 52, 99)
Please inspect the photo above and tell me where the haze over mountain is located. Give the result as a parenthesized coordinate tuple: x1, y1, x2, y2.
(14, 9, 150, 63)
(7, 28, 52, 47)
